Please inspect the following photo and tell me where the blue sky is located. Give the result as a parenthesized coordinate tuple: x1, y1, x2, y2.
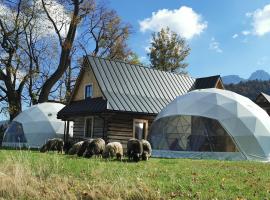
(108, 0, 270, 78)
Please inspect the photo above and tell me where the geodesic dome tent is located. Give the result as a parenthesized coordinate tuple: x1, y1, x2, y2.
(2, 102, 73, 148)
(149, 88, 270, 161)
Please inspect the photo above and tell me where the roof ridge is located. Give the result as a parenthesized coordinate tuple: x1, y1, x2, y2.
(87, 55, 193, 79)
(196, 75, 221, 79)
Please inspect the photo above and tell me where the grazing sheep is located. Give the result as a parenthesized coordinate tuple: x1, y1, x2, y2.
(63, 140, 76, 154)
(40, 138, 64, 153)
(83, 138, 105, 158)
(141, 139, 152, 161)
(127, 138, 143, 162)
(103, 142, 123, 160)
(68, 141, 84, 155)
(77, 139, 93, 157)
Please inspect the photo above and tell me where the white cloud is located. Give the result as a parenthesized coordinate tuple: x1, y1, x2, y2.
(139, 6, 207, 39)
(209, 38, 222, 53)
(257, 56, 268, 66)
(232, 34, 238, 39)
(242, 30, 251, 36)
(246, 4, 270, 36)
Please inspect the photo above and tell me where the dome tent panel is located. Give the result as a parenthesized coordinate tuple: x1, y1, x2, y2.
(149, 88, 270, 161)
(2, 102, 69, 148)
(150, 115, 238, 153)
(2, 121, 27, 144)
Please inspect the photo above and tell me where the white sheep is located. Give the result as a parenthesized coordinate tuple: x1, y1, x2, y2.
(103, 142, 123, 161)
(141, 139, 152, 161)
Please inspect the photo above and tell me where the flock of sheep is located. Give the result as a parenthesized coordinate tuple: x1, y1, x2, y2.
(40, 138, 152, 162)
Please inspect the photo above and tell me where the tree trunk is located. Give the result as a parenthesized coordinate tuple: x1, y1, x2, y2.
(7, 91, 22, 120)
(38, 1, 80, 103)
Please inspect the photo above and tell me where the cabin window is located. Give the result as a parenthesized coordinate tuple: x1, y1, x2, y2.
(85, 84, 93, 99)
(84, 117, 93, 137)
(133, 119, 148, 140)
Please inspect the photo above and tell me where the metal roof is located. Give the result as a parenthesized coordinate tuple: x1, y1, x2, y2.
(195, 75, 222, 89)
(58, 97, 107, 119)
(261, 93, 270, 103)
(256, 92, 270, 104)
(86, 56, 196, 114)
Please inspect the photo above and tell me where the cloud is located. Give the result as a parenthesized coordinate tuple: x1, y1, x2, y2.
(241, 30, 251, 36)
(232, 34, 238, 39)
(246, 4, 270, 36)
(139, 6, 207, 39)
(257, 56, 268, 66)
(209, 38, 222, 53)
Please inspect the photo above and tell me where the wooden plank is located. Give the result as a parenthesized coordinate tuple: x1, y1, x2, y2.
(107, 131, 132, 137)
(108, 123, 132, 129)
(107, 135, 132, 140)
(108, 127, 132, 132)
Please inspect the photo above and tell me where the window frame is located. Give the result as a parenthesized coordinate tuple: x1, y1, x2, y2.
(84, 116, 94, 138)
(132, 119, 148, 140)
(84, 83, 93, 99)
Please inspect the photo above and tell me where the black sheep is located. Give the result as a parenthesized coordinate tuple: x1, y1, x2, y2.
(127, 138, 143, 162)
(83, 138, 105, 158)
(40, 138, 64, 153)
(63, 140, 76, 154)
(77, 139, 93, 157)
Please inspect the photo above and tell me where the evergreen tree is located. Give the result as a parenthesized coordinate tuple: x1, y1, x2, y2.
(148, 27, 190, 73)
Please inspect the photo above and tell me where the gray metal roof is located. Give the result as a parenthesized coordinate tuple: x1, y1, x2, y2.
(58, 97, 107, 119)
(86, 56, 196, 114)
(256, 92, 270, 103)
(261, 93, 270, 102)
(195, 75, 222, 89)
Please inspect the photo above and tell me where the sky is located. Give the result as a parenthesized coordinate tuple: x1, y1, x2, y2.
(1, 0, 270, 121)
(108, 0, 270, 78)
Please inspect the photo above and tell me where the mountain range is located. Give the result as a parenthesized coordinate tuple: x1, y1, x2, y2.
(222, 70, 270, 84)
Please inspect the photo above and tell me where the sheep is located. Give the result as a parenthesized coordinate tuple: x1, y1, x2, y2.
(77, 139, 93, 157)
(40, 138, 64, 153)
(127, 138, 143, 162)
(63, 140, 76, 154)
(83, 138, 105, 158)
(103, 142, 123, 161)
(68, 141, 84, 155)
(141, 139, 152, 161)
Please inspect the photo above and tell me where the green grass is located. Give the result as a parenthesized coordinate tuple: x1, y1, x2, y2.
(0, 150, 270, 199)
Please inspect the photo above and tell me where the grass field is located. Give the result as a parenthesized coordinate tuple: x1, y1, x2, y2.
(0, 150, 270, 200)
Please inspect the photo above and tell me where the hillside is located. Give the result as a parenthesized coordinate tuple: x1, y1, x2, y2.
(225, 80, 270, 100)
(1, 150, 270, 199)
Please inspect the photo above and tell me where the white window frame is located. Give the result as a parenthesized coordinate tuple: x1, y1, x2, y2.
(133, 119, 148, 139)
(84, 83, 93, 99)
(84, 116, 94, 138)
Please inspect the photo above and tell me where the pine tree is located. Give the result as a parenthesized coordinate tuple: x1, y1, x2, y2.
(148, 27, 190, 73)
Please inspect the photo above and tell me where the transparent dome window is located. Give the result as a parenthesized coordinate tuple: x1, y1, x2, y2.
(3, 121, 27, 143)
(149, 115, 238, 152)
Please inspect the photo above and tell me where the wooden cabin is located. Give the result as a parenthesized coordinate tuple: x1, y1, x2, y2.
(255, 92, 270, 115)
(57, 56, 224, 148)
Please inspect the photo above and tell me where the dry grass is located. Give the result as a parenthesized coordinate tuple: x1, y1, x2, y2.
(1, 150, 270, 199)
(0, 150, 160, 200)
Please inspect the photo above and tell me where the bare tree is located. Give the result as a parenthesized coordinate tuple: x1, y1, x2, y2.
(79, 4, 133, 61)
(0, 0, 135, 119)
(38, 0, 94, 103)
(0, 0, 35, 119)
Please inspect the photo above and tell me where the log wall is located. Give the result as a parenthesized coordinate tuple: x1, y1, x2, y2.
(105, 113, 155, 149)
(73, 116, 105, 139)
(72, 113, 156, 149)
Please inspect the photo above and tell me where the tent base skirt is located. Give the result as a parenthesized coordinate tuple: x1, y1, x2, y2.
(152, 150, 246, 161)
